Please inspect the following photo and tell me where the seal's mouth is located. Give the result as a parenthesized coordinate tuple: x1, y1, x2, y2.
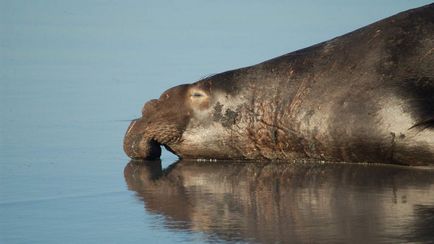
(123, 119, 162, 160)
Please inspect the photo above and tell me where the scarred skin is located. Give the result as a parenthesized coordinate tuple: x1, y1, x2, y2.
(124, 4, 434, 165)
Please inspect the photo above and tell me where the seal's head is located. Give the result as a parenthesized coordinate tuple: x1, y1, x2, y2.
(123, 81, 220, 160)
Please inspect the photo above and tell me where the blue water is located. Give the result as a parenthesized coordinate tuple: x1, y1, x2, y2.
(1, 1, 433, 243)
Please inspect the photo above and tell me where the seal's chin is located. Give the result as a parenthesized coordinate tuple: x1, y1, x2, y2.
(124, 119, 162, 160)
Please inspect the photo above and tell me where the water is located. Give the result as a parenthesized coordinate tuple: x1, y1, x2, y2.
(1, 1, 433, 243)
(125, 160, 434, 243)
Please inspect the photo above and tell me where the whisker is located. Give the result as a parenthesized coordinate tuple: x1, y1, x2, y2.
(111, 119, 138, 122)
(199, 73, 216, 80)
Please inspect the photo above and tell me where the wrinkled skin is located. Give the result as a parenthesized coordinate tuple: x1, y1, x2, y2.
(124, 4, 434, 165)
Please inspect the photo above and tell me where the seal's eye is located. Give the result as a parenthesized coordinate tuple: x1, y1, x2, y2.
(191, 92, 204, 98)
(189, 89, 209, 109)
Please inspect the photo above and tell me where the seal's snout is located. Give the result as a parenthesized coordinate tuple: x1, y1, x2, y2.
(123, 118, 162, 160)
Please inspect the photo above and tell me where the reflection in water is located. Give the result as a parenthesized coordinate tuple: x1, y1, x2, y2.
(124, 160, 434, 243)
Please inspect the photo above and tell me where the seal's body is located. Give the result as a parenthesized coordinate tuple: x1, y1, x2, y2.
(124, 4, 434, 165)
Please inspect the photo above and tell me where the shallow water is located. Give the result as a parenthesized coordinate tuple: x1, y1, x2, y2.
(125, 160, 434, 243)
(1, 1, 433, 243)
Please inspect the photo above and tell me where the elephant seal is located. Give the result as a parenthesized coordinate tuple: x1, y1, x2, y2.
(124, 4, 434, 165)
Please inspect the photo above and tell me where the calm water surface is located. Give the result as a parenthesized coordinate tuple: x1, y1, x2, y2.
(1, 1, 433, 243)
(125, 160, 434, 243)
